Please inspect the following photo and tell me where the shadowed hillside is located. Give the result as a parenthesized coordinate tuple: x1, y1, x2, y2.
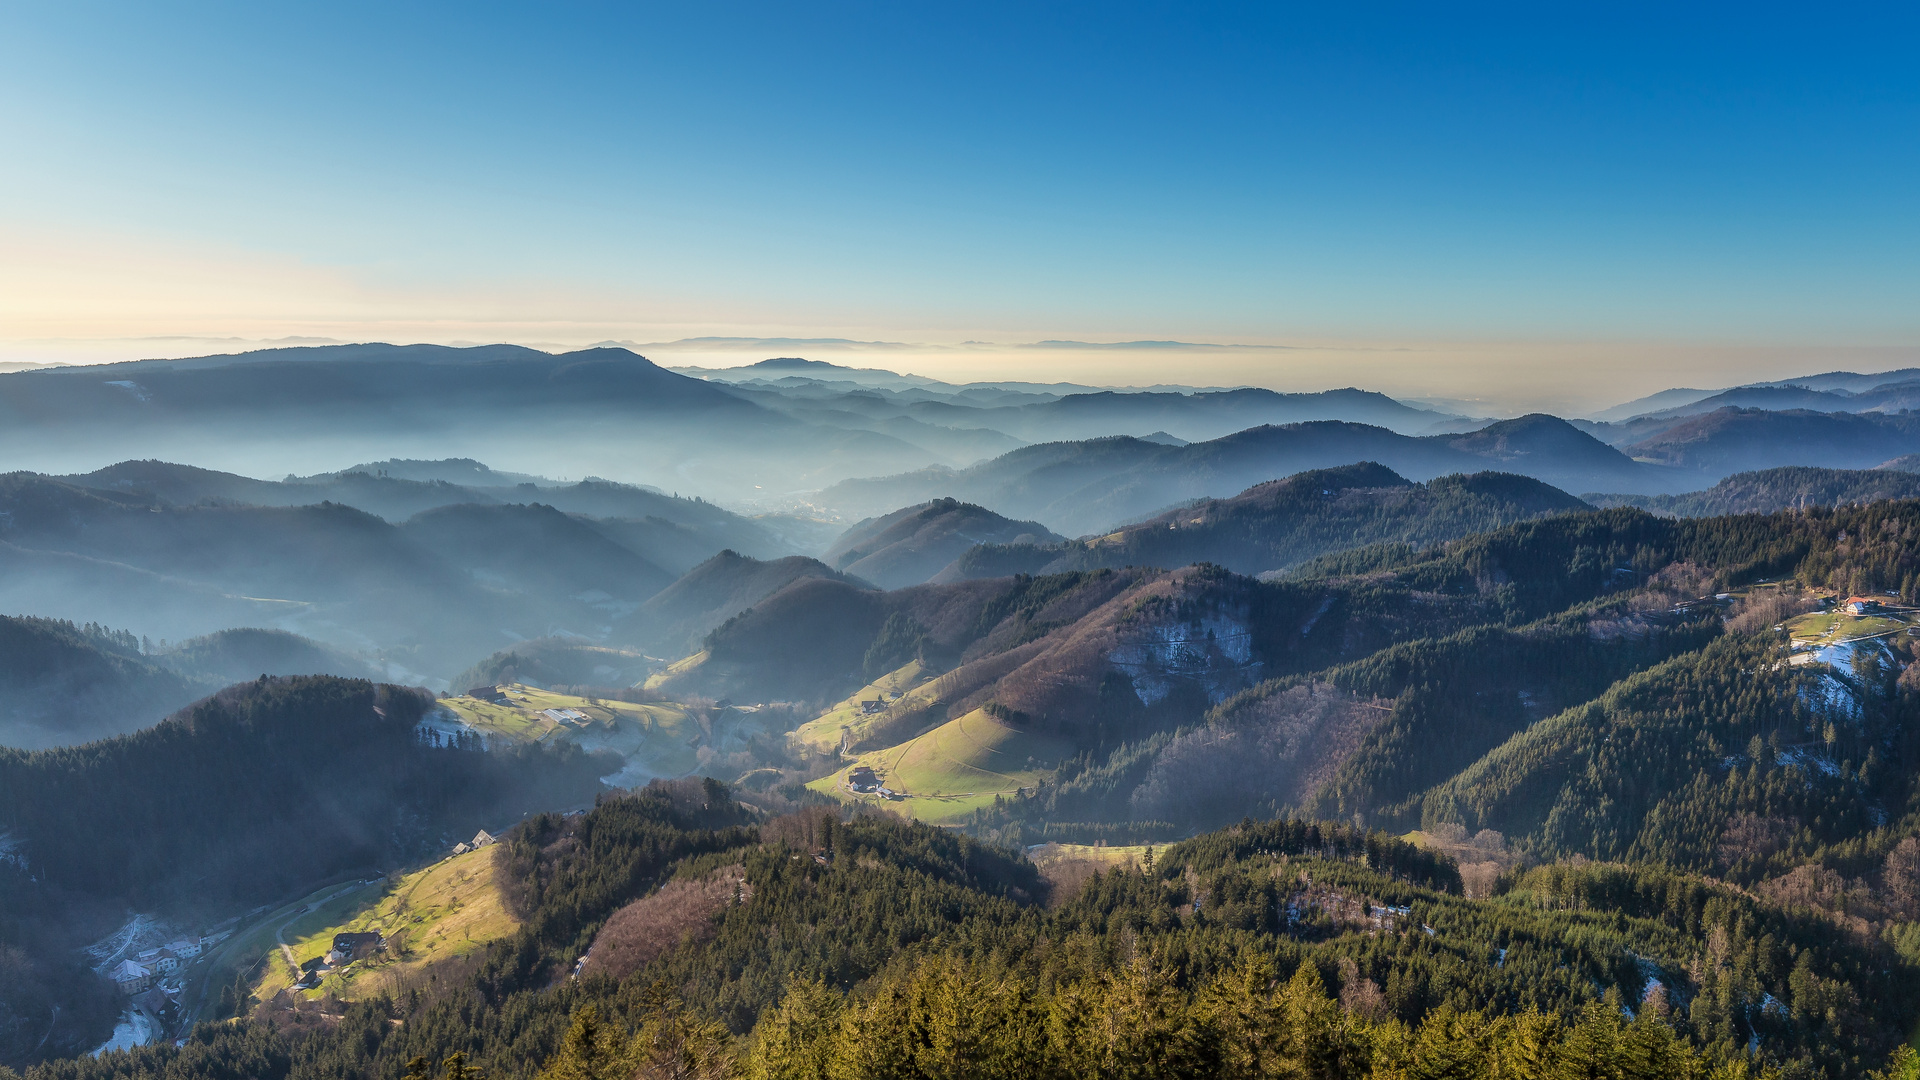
(1620, 407, 1920, 474)
(0, 617, 205, 749)
(621, 551, 862, 656)
(397, 502, 676, 602)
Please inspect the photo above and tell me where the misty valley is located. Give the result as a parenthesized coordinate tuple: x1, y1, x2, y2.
(11, 346, 1920, 1080)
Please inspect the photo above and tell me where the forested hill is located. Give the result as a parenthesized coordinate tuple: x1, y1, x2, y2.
(0, 676, 612, 1065)
(936, 463, 1587, 580)
(23, 790, 1913, 1080)
(0, 675, 608, 909)
(1588, 464, 1920, 517)
(0, 616, 204, 749)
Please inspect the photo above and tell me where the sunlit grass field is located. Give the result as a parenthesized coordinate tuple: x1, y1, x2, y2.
(251, 847, 519, 1002)
(788, 660, 934, 753)
(808, 708, 1068, 823)
(441, 682, 703, 775)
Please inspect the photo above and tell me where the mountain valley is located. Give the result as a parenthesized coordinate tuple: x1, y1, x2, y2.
(10, 350, 1920, 1079)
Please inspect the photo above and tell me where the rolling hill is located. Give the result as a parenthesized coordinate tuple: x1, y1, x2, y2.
(620, 551, 863, 656)
(822, 498, 1065, 589)
(932, 463, 1587, 580)
(0, 345, 952, 502)
(63, 458, 796, 564)
(809, 708, 1072, 823)
(0, 617, 206, 750)
(1617, 407, 1920, 474)
(817, 415, 1664, 535)
(450, 637, 659, 692)
(1587, 465, 1920, 516)
(396, 502, 677, 604)
(0, 468, 816, 680)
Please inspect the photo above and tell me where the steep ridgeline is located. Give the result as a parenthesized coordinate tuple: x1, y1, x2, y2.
(658, 559, 1520, 833)
(818, 415, 1661, 534)
(28, 794, 1916, 1080)
(1588, 464, 1920, 517)
(822, 497, 1065, 589)
(934, 463, 1587, 581)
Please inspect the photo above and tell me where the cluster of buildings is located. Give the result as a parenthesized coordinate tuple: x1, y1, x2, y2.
(293, 931, 389, 990)
(451, 828, 498, 856)
(108, 934, 220, 995)
(844, 766, 903, 801)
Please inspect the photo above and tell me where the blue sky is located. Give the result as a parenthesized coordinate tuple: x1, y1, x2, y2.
(1, 2, 1915, 409)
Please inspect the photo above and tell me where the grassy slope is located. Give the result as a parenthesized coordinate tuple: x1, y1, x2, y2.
(808, 708, 1069, 823)
(1785, 609, 1912, 648)
(642, 651, 709, 693)
(788, 660, 933, 753)
(1027, 843, 1148, 869)
(442, 683, 702, 776)
(250, 847, 519, 1002)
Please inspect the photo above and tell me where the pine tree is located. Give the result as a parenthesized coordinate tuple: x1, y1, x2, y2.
(539, 1007, 626, 1080)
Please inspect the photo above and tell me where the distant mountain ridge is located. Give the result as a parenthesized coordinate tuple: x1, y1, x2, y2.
(933, 463, 1587, 581)
(818, 414, 1659, 535)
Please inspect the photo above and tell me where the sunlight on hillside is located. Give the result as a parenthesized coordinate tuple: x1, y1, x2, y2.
(788, 659, 934, 753)
(641, 651, 709, 693)
(809, 707, 1068, 823)
(251, 847, 518, 1002)
(441, 682, 702, 777)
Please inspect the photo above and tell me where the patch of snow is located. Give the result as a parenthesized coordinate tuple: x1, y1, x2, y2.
(417, 707, 486, 746)
(86, 914, 175, 971)
(1110, 613, 1261, 705)
(92, 1009, 153, 1055)
(1775, 748, 1842, 778)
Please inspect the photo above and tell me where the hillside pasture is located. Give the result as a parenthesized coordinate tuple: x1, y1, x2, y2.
(808, 708, 1069, 823)
(788, 659, 934, 753)
(441, 682, 703, 778)
(251, 846, 519, 1002)
(1784, 609, 1910, 650)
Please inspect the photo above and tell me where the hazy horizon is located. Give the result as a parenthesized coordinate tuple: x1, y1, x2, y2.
(4, 5, 1916, 416)
(12, 334, 1920, 419)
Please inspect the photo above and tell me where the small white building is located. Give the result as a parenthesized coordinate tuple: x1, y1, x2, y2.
(165, 938, 201, 960)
